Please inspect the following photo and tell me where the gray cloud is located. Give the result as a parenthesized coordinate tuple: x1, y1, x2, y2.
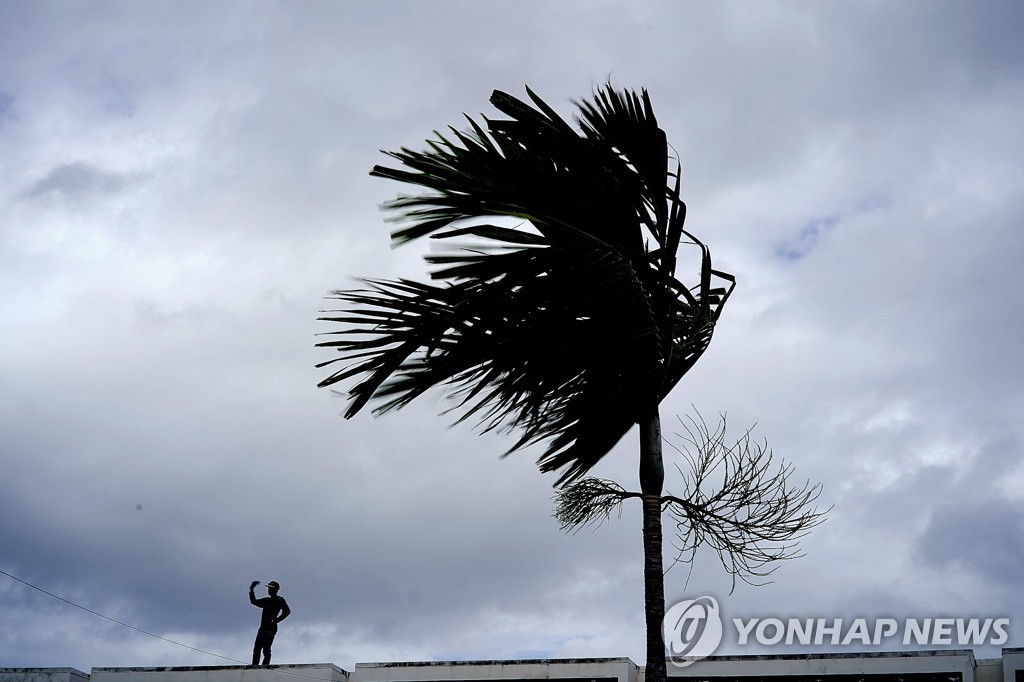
(2, 0, 1024, 674)
(0, 91, 13, 124)
(20, 161, 135, 200)
(917, 501, 1024, 589)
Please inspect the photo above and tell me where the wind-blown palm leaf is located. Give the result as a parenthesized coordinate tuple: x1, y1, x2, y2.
(317, 83, 734, 484)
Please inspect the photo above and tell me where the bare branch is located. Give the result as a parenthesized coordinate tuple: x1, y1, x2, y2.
(663, 411, 830, 592)
(551, 410, 829, 591)
(553, 478, 640, 532)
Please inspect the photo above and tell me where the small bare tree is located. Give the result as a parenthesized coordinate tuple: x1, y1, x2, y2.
(555, 412, 829, 591)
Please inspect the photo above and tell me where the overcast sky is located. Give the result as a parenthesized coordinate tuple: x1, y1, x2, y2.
(3, 0, 1024, 674)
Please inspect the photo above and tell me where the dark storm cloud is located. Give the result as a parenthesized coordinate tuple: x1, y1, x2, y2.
(911, 432, 1024, 588)
(0, 91, 13, 124)
(917, 502, 1024, 589)
(912, 0, 1024, 83)
(20, 162, 134, 200)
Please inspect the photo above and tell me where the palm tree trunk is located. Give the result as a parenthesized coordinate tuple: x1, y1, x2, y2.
(639, 407, 666, 682)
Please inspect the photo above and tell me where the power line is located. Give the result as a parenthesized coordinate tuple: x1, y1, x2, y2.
(0, 568, 338, 682)
(1, 567, 241, 663)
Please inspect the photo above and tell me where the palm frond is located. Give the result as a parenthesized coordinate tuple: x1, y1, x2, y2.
(318, 83, 735, 484)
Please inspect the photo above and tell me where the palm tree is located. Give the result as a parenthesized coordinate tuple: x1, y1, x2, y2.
(317, 84, 734, 682)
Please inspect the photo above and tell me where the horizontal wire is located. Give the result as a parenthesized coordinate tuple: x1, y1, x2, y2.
(0, 568, 338, 682)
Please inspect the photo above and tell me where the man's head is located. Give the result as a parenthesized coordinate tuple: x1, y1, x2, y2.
(266, 580, 280, 594)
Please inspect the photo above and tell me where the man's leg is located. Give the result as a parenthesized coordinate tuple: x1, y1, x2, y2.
(254, 630, 274, 666)
(262, 631, 276, 666)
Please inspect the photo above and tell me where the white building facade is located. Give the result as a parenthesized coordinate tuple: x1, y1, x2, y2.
(8, 650, 1024, 682)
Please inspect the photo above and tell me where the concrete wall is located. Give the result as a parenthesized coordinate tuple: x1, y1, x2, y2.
(15, 649, 1024, 682)
(975, 659, 1002, 682)
(667, 649, 977, 679)
(1000, 648, 1024, 682)
(0, 669, 90, 682)
(352, 658, 638, 682)
(91, 664, 347, 682)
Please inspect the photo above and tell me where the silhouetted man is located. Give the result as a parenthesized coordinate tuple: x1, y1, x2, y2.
(249, 580, 291, 666)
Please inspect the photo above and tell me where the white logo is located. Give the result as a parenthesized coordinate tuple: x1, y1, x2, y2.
(664, 596, 723, 667)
